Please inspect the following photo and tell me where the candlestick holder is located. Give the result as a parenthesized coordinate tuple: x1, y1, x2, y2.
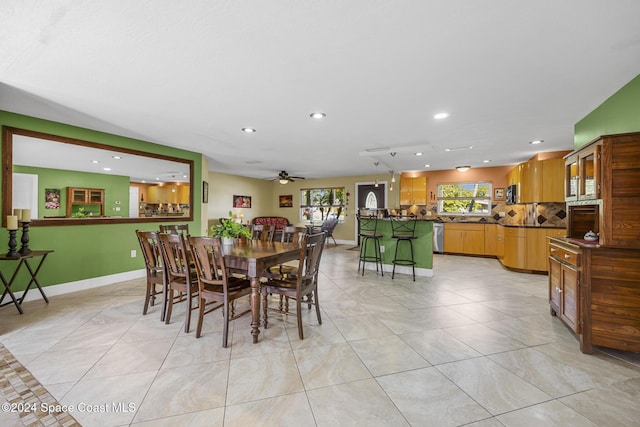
(19, 221, 31, 255)
(7, 229, 19, 257)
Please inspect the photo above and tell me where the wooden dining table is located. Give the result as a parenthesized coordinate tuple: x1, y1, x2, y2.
(223, 240, 301, 343)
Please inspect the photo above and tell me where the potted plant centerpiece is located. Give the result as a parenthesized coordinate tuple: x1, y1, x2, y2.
(211, 210, 251, 244)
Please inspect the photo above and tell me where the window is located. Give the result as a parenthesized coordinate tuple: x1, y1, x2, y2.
(300, 187, 345, 223)
(437, 182, 492, 215)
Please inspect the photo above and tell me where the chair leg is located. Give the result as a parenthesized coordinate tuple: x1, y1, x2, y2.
(376, 237, 384, 276)
(165, 288, 174, 324)
(409, 240, 415, 281)
(392, 240, 400, 279)
(196, 297, 205, 338)
(184, 290, 192, 333)
(296, 297, 304, 340)
(314, 290, 322, 325)
(262, 289, 269, 329)
(143, 281, 152, 315)
(222, 297, 230, 348)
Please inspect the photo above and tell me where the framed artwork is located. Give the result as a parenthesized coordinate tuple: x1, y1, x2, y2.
(203, 181, 209, 203)
(494, 187, 505, 201)
(279, 194, 293, 208)
(45, 188, 61, 209)
(233, 195, 251, 208)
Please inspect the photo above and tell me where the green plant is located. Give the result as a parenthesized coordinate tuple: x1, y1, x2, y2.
(71, 207, 90, 218)
(210, 210, 251, 239)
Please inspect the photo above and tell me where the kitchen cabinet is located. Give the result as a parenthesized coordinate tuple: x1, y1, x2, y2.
(548, 239, 580, 333)
(400, 176, 427, 205)
(66, 187, 105, 217)
(502, 227, 526, 269)
(496, 225, 504, 261)
(519, 158, 565, 203)
(548, 237, 640, 353)
(444, 223, 485, 255)
(147, 184, 188, 204)
(484, 224, 497, 256)
(565, 143, 600, 201)
(501, 226, 565, 272)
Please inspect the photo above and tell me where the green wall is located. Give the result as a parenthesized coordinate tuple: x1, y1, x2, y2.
(1, 110, 203, 291)
(574, 73, 640, 148)
(13, 165, 130, 218)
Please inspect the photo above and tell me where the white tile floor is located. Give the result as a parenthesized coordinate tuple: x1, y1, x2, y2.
(2, 248, 640, 426)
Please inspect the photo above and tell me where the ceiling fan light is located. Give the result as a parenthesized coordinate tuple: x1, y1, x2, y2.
(279, 179, 289, 185)
(456, 166, 471, 172)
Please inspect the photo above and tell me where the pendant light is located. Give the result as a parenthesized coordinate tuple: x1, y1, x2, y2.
(390, 152, 397, 190)
(374, 162, 379, 187)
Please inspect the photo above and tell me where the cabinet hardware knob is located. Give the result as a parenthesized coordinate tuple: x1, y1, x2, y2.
(564, 254, 571, 259)
(550, 248, 557, 252)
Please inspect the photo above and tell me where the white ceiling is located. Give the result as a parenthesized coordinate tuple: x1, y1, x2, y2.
(1, 1, 640, 181)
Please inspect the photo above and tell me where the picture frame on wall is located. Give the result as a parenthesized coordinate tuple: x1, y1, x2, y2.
(279, 194, 293, 208)
(203, 181, 209, 203)
(233, 195, 251, 208)
(494, 187, 505, 201)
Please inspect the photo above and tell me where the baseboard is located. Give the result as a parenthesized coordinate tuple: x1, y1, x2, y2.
(15, 269, 147, 302)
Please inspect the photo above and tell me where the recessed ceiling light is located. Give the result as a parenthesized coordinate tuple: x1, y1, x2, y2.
(529, 139, 544, 145)
(415, 152, 423, 156)
(310, 112, 326, 119)
(483, 160, 491, 163)
(103, 167, 111, 171)
(91, 160, 99, 164)
(434, 112, 449, 120)
(424, 164, 431, 168)
(242, 127, 256, 133)
(112, 155, 122, 159)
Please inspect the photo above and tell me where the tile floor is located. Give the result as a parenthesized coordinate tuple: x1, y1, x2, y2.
(1, 248, 640, 426)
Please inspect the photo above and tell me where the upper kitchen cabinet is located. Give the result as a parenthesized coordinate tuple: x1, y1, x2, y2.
(66, 187, 105, 217)
(517, 158, 565, 203)
(400, 176, 427, 206)
(565, 143, 601, 201)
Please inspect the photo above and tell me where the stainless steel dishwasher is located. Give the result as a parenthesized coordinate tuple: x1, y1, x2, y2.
(433, 222, 444, 254)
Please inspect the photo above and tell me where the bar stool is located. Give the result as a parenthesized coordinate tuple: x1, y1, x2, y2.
(390, 216, 417, 281)
(357, 214, 384, 276)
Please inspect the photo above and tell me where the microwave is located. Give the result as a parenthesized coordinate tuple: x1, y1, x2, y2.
(506, 184, 517, 205)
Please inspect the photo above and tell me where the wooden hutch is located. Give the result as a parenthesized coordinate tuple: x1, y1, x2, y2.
(548, 132, 640, 353)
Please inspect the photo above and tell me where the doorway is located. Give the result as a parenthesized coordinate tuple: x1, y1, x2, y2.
(355, 183, 386, 244)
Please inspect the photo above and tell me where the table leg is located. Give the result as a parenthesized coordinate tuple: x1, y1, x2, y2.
(250, 276, 261, 343)
(18, 255, 50, 305)
(0, 261, 25, 314)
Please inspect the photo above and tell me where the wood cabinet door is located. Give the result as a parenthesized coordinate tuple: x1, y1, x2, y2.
(464, 230, 485, 255)
(412, 176, 427, 205)
(400, 176, 412, 205)
(496, 226, 504, 260)
(565, 154, 579, 201)
(549, 256, 562, 313)
(542, 159, 565, 202)
(526, 228, 548, 271)
(484, 224, 497, 256)
(520, 160, 542, 203)
(561, 264, 580, 333)
(503, 230, 527, 269)
(443, 225, 464, 253)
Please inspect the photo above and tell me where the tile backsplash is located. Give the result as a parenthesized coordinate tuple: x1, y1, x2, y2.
(405, 202, 567, 228)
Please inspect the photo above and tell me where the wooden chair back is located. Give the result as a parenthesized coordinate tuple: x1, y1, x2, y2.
(135, 230, 164, 317)
(251, 224, 275, 242)
(159, 224, 190, 238)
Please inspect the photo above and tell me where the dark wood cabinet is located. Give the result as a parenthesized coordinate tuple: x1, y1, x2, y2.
(66, 187, 105, 217)
(552, 131, 640, 354)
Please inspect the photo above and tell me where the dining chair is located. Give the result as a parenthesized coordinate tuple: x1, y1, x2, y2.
(188, 236, 252, 347)
(159, 223, 190, 238)
(318, 216, 339, 245)
(261, 232, 327, 339)
(251, 224, 275, 242)
(264, 226, 306, 279)
(135, 230, 166, 320)
(157, 232, 199, 333)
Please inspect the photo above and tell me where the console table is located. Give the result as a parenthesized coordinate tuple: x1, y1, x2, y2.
(0, 250, 53, 314)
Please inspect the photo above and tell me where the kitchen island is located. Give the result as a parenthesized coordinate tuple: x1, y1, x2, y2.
(360, 219, 433, 277)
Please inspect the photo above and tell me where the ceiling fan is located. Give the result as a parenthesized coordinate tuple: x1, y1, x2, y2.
(270, 170, 305, 184)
